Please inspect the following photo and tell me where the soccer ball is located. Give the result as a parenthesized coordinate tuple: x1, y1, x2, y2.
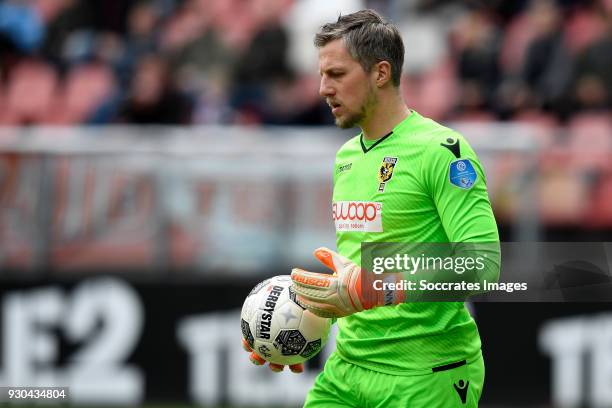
(240, 275, 332, 366)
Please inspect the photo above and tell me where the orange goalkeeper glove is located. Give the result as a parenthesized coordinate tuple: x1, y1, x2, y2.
(291, 247, 405, 318)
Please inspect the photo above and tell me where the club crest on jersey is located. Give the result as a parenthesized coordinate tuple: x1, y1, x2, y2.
(449, 159, 477, 189)
(377, 157, 398, 192)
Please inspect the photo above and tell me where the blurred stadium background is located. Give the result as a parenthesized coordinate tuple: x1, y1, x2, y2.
(0, 0, 611, 407)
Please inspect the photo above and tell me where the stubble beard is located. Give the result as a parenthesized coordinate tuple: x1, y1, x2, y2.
(335, 110, 364, 129)
(335, 86, 377, 129)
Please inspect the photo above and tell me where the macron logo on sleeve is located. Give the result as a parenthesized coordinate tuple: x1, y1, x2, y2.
(332, 201, 383, 232)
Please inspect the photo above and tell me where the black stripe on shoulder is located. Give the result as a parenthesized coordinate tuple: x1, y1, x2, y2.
(432, 360, 467, 372)
(360, 131, 394, 153)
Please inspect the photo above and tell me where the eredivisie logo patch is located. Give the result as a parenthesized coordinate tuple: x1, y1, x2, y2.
(377, 157, 398, 192)
(332, 201, 383, 232)
(449, 159, 477, 189)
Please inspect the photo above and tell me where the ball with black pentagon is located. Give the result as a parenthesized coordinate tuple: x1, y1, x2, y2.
(240, 275, 332, 365)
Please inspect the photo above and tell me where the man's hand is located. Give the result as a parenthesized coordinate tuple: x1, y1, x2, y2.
(242, 339, 304, 373)
(291, 247, 404, 318)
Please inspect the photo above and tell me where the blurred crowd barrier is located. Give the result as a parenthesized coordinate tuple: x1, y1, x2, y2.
(0, 125, 341, 273)
(0, 122, 610, 275)
(0, 123, 544, 275)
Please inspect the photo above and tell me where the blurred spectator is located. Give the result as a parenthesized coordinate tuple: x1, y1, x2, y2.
(125, 2, 158, 54)
(160, 0, 237, 124)
(229, 0, 294, 123)
(496, 0, 573, 119)
(0, 1, 44, 55)
(563, 0, 608, 53)
(523, 0, 572, 111)
(186, 65, 232, 124)
(86, 0, 138, 34)
(234, 0, 293, 85)
(0, 0, 610, 125)
(116, 1, 161, 86)
(260, 75, 334, 125)
(452, 8, 502, 117)
(41, 0, 95, 66)
(116, 55, 192, 124)
(161, 0, 231, 72)
(568, 0, 612, 113)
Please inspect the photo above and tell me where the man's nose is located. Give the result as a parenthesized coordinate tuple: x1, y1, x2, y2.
(319, 77, 334, 98)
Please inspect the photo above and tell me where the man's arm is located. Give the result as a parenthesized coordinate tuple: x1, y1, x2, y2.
(421, 132, 501, 289)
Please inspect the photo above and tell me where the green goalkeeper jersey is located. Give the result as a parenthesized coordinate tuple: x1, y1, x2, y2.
(331, 111, 499, 374)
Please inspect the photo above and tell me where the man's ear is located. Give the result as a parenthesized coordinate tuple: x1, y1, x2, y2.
(374, 61, 392, 87)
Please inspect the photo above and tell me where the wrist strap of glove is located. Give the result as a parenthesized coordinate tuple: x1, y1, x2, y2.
(360, 271, 406, 309)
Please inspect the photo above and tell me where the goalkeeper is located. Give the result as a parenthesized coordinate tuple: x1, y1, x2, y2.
(246, 9, 500, 408)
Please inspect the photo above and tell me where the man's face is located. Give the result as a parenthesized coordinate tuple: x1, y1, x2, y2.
(318, 39, 376, 129)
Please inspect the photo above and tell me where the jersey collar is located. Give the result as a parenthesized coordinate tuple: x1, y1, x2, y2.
(359, 110, 419, 154)
(360, 131, 393, 153)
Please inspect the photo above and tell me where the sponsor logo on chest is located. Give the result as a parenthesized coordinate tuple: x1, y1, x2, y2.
(332, 201, 383, 232)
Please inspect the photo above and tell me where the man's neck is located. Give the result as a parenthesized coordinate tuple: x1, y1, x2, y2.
(360, 94, 411, 141)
